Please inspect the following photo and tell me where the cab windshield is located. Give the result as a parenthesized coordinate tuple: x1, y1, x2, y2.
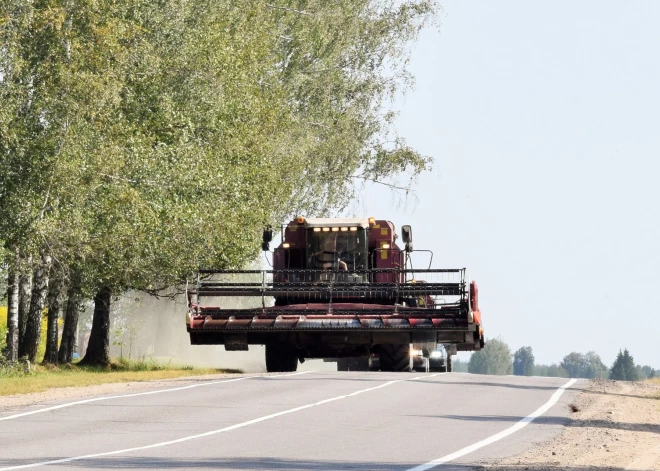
(306, 228, 367, 270)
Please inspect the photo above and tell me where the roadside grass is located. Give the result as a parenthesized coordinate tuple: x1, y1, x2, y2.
(0, 358, 230, 396)
(647, 377, 660, 400)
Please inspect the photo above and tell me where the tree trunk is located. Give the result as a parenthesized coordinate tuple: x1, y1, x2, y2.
(21, 253, 52, 363)
(42, 278, 63, 365)
(58, 282, 83, 364)
(5, 255, 19, 362)
(17, 270, 32, 355)
(80, 287, 111, 366)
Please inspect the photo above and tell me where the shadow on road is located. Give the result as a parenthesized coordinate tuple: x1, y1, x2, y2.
(0, 457, 645, 470)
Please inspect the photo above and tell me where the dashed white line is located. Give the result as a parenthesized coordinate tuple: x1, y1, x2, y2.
(0, 370, 314, 422)
(405, 378, 579, 471)
(0, 373, 442, 470)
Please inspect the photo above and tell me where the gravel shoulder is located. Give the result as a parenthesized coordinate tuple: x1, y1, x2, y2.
(483, 379, 660, 471)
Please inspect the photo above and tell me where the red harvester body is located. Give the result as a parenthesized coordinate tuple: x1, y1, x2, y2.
(187, 217, 484, 372)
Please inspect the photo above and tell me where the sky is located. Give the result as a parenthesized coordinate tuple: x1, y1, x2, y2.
(353, 1, 660, 367)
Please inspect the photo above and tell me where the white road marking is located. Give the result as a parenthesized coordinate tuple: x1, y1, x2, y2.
(406, 378, 579, 471)
(0, 372, 442, 470)
(0, 370, 314, 422)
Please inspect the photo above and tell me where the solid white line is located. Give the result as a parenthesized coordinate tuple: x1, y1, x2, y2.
(0, 372, 441, 470)
(0, 371, 315, 422)
(405, 378, 579, 471)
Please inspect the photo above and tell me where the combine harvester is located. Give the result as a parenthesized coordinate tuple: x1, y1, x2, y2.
(186, 217, 484, 372)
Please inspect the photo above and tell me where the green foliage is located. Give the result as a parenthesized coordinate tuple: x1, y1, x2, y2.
(533, 363, 568, 378)
(452, 358, 469, 373)
(584, 351, 608, 379)
(609, 348, 640, 381)
(559, 351, 608, 379)
(560, 352, 588, 378)
(513, 346, 534, 376)
(638, 365, 658, 379)
(468, 337, 513, 375)
(0, 0, 438, 300)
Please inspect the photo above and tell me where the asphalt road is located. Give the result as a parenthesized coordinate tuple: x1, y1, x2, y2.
(0, 372, 581, 470)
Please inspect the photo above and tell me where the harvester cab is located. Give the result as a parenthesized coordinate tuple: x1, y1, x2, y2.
(187, 216, 485, 372)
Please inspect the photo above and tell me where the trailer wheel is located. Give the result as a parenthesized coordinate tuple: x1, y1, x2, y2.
(378, 344, 411, 372)
(265, 343, 298, 373)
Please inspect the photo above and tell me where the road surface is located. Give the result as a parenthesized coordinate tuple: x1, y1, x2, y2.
(0, 372, 581, 470)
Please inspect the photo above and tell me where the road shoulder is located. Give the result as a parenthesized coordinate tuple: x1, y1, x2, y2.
(482, 379, 660, 470)
(0, 372, 249, 413)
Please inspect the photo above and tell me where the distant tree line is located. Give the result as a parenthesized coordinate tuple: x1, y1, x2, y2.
(465, 338, 658, 381)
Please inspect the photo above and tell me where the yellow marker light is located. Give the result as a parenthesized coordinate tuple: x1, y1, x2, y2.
(368, 217, 376, 226)
(349, 227, 358, 231)
(313, 227, 321, 232)
(296, 216, 305, 224)
(331, 227, 339, 232)
(340, 227, 348, 232)
(282, 243, 290, 248)
(322, 227, 330, 232)
(382, 243, 390, 249)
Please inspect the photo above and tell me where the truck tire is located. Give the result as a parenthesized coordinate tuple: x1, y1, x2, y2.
(446, 355, 453, 373)
(379, 344, 411, 372)
(265, 343, 298, 373)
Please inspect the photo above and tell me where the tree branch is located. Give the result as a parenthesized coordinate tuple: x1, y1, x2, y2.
(352, 175, 410, 191)
(264, 3, 313, 15)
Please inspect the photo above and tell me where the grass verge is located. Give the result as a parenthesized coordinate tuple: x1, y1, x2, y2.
(647, 377, 660, 400)
(0, 358, 232, 396)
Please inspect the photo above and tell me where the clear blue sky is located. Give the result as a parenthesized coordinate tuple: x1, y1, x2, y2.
(355, 1, 660, 367)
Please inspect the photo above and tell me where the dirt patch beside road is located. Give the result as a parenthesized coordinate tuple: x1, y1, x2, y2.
(484, 379, 660, 471)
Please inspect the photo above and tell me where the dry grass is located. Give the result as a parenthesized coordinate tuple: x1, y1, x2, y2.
(647, 377, 660, 400)
(0, 359, 228, 396)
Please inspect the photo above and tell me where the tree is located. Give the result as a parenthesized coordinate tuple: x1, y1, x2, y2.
(2, 1, 439, 365)
(584, 351, 608, 379)
(57, 281, 83, 364)
(468, 338, 513, 375)
(534, 363, 568, 378)
(42, 277, 63, 364)
(513, 346, 534, 376)
(610, 349, 639, 381)
(4, 255, 19, 361)
(640, 365, 655, 379)
(561, 352, 589, 378)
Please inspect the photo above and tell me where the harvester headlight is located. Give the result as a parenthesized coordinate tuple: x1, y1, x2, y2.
(368, 217, 376, 226)
(349, 227, 358, 232)
(282, 243, 290, 248)
(382, 243, 390, 249)
(313, 227, 321, 232)
(322, 227, 330, 232)
(331, 227, 339, 232)
(340, 227, 348, 232)
(410, 348, 422, 357)
(296, 216, 305, 224)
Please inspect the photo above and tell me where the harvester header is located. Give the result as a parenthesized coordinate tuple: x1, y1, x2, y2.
(187, 216, 484, 372)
